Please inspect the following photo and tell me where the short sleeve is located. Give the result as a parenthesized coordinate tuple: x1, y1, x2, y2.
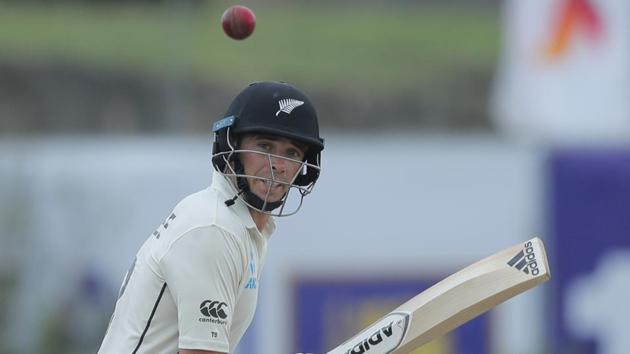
(161, 226, 246, 352)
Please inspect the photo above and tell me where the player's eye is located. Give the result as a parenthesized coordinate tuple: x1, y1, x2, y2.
(287, 149, 303, 160)
(257, 142, 271, 151)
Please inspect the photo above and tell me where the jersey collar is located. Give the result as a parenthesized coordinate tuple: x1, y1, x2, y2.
(212, 171, 276, 239)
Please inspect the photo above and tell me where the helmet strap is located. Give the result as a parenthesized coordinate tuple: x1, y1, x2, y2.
(232, 157, 284, 212)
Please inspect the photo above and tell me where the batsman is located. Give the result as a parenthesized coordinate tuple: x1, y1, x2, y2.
(98, 81, 325, 354)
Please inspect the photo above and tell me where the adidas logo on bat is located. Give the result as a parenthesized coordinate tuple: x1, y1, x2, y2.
(276, 98, 304, 116)
(345, 322, 395, 354)
(507, 241, 540, 276)
(327, 313, 409, 354)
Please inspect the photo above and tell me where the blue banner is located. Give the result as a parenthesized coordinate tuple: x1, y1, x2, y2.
(549, 148, 630, 354)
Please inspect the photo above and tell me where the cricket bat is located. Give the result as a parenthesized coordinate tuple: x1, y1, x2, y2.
(326, 237, 551, 354)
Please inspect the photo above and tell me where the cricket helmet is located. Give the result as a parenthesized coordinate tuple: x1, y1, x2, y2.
(211, 81, 324, 216)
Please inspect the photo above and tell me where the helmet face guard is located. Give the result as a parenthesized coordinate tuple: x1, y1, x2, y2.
(211, 81, 324, 217)
(212, 128, 321, 216)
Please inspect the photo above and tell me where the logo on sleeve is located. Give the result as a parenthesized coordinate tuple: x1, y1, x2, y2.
(245, 251, 257, 289)
(152, 212, 176, 239)
(199, 300, 228, 325)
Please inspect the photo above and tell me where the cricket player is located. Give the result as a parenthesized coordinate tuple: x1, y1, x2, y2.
(97, 81, 324, 354)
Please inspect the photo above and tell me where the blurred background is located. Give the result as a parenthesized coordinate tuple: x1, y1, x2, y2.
(1, 0, 629, 354)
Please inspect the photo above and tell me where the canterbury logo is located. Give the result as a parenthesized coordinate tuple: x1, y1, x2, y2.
(507, 241, 540, 276)
(275, 98, 304, 116)
(200, 300, 228, 319)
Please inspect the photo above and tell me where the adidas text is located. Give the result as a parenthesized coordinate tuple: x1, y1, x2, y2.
(524, 241, 540, 276)
(346, 322, 394, 354)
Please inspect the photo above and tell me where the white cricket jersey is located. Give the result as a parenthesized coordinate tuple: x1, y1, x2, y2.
(98, 171, 274, 354)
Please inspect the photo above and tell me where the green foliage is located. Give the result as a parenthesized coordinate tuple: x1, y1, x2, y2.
(0, 2, 499, 94)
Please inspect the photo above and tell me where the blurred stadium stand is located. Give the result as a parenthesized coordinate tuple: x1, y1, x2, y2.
(0, 59, 494, 133)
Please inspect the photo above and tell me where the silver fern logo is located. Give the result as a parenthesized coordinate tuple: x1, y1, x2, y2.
(275, 98, 304, 116)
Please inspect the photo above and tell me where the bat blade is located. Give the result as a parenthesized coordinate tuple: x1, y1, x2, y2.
(326, 237, 550, 354)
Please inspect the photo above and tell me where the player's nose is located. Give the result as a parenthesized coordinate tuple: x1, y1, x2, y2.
(270, 157, 286, 177)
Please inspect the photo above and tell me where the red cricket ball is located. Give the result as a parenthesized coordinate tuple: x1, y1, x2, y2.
(221, 5, 256, 40)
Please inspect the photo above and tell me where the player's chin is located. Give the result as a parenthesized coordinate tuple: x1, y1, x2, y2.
(255, 193, 285, 204)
